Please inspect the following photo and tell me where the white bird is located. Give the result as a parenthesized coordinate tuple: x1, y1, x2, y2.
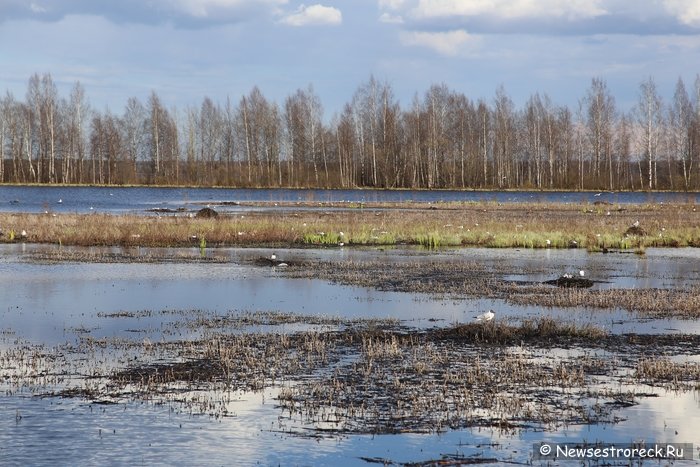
(20, 230, 27, 238)
(57, 199, 63, 204)
(633, 220, 640, 228)
(562, 273, 573, 279)
(475, 310, 495, 323)
(579, 270, 585, 277)
(270, 253, 277, 260)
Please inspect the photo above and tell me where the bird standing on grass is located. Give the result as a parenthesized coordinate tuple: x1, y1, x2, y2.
(475, 310, 495, 323)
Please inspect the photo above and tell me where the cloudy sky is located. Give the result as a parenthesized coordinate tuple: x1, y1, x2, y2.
(1, 0, 700, 116)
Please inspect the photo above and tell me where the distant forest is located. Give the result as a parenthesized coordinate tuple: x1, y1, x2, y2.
(1, 72, 700, 191)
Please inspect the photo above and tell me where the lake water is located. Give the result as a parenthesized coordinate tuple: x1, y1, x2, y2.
(2, 245, 700, 344)
(1, 245, 699, 465)
(0, 185, 698, 214)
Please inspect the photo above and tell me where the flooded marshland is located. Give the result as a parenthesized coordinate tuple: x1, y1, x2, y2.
(1, 244, 700, 465)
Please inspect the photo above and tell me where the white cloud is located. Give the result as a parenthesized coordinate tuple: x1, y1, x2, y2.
(411, 0, 607, 21)
(0, 0, 289, 25)
(174, 0, 288, 18)
(280, 4, 342, 26)
(174, 0, 274, 18)
(400, 29, 476, 56)
(663, 0, 700, 26)
(377, 0, 700, 36)
(379, 0, 407, 9)
(29, 3, 47, 14)
(379, 12, 404, 24)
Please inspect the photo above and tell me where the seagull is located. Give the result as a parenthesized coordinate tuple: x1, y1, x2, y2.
(57, 199, 63, 204)
(270, 253, 277, 260)
(562, 273, 573, 279)
(475, 310, 495, 323)
(579, 270, 585, 277)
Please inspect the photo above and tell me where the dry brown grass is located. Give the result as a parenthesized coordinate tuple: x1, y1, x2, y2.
(3, 311, 699, 436)
(508, 286, 700, 319)
(635, 358, 700, 390)
(288, 259, 700, 319)
(1, 201, 698, 248)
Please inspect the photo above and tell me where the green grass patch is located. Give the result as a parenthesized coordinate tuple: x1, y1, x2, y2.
(303, 231, 341, 245)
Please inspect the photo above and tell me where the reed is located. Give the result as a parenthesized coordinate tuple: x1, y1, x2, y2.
(1, 201, 697, 248)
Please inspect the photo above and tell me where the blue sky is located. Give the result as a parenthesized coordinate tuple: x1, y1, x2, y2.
(1, 0, 700, 116)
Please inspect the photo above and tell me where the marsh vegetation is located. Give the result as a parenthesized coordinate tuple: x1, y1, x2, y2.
(287, 258, 700, 319)
(3, 311, 699, 439)
(1, 201, 698, 249)
(1, 199, 699, 464)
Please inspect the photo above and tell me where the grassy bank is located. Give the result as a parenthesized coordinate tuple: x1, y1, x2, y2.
(0, 201, 698, 249)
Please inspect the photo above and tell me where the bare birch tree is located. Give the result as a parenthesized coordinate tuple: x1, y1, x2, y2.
(669, 77, 693, 190)
(585, 78, 615, 189)
(635, 77, 664, 190)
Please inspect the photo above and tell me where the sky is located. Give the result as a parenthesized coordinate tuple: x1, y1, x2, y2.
(1, 0, 700, 117)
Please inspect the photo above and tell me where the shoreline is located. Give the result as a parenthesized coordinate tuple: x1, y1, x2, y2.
(2, 182, 700, 193)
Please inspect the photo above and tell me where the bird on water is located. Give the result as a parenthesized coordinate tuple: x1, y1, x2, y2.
(475, 310, 495, 323)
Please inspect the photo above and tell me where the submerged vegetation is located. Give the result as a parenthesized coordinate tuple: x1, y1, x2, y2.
(286, 259, 700, 319)
(1, 201, 698, 249)
(2, 311, 699, 437)
(2, 195, 699, 461)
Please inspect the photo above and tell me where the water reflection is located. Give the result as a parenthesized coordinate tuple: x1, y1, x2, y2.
(2, 388, 698, 466)
(1, 244, 700, 465)
(2, 245, 700, 345)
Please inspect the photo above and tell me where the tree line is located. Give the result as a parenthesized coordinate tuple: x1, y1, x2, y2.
(1, 72, 700, 191)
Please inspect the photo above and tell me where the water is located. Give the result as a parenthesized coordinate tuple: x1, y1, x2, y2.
(2, 388, 698, 465)
(1, 245, 699, 465)
(2, 246, 700, 345)
(0, 185, 697, 214)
